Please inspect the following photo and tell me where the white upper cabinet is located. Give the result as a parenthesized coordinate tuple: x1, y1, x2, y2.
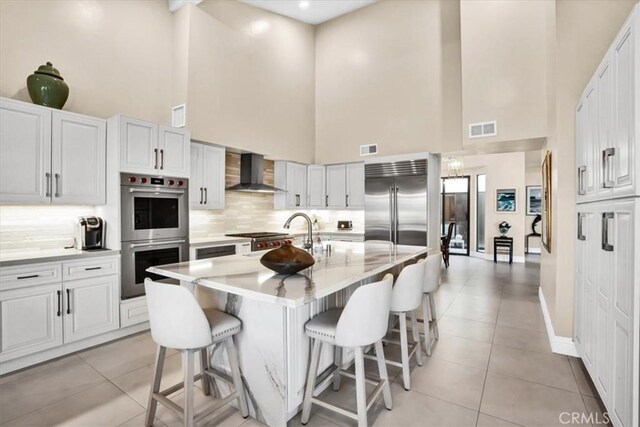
(158, 125, 190, 177)
(118, 116, 190, 178)
(0, 98, 106, 205)
(274, 161, 307, 209)
(611, 14, 637, 198)
(190, 143, 225, 210)
(0, 99, 51, 204)
(51, 111, 106, 205)
(307, 165, 326, 209)
(576, 7, 639, 202)
(346, 163, 365, 209)
(326, 164, 347, 209)
(119, 116, 157, 174)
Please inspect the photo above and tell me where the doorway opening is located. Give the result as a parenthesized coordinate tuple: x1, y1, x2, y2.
(441, 176, 470, 256)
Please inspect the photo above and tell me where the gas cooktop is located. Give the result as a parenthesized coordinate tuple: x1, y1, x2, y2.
(225, 232, 294, 251)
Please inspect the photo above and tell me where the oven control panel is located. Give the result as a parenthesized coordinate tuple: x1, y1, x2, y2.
(254, 239, 294, 251)
(121, 173, 188, 188)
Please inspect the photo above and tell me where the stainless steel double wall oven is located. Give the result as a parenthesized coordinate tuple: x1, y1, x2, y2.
(120, 173, 189, 299)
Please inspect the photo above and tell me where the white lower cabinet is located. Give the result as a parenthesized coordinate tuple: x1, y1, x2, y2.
(575, 199, 638, 427)
(0, 283, 63, 361)
(63, 275, 119, 344)
(0, 256, 120, 363)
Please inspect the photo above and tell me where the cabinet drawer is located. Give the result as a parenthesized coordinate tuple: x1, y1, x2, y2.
(0, 262, 62, 291)
(120, 296, 149, 328)
(62, 256, 119, 281)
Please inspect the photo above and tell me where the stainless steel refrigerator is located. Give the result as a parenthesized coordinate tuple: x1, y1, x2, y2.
(364, 158, 428, 246)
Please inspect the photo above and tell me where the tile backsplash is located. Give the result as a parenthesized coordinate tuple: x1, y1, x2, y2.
(0, 205, 95, 251)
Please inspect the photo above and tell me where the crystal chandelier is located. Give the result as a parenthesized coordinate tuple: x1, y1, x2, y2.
(447, 157, 464, 177)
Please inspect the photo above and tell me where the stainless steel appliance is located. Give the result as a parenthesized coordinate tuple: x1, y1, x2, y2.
(365, 158, 428, 246)
(195, 244, 236, 260)
(120, 173, 189, 299)
(120, 173, 188, 242)
(75, 216, 105, 250)
(225, 232, 294, 251)
(121, 238, 188, 299)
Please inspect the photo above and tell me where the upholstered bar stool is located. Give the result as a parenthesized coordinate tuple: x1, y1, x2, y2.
(144, 279, 249, 427)
(301, 274, 394, 427)
(418, 253, 441, 356)
(373, 260, 425, 390)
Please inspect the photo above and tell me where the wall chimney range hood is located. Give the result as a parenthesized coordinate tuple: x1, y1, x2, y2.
(226, 153, 284, 193)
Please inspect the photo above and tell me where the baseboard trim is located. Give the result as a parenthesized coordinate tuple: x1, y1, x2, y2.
(538, 287, 579, 357)
(469, 251, 525, 263)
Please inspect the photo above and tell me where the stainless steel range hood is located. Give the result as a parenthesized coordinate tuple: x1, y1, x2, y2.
(226, 153, 284, 193)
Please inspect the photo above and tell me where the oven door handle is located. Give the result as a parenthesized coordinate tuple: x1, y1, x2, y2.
(128, 188, 185, 195)
(129, 239, 187, 249)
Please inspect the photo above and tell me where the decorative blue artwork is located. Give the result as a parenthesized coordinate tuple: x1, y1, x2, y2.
(526, 185, 542, 215)
(496, 189, 516, 212)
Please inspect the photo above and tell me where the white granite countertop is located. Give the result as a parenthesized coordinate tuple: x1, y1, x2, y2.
(0, 248, 120, 268)
(148, 241, 429, 308)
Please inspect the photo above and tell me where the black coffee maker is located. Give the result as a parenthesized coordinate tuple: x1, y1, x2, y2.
(76, 216, 105, 250)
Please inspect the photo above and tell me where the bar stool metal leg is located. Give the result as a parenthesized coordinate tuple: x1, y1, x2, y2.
(429, 293, 439, 340)
(410, 311, 423, 366)
(183, 350, 195, 427)
(422, 294, 432, 356)
(374, 341, 393, 410)
(353, 346, 368, 427)
(398, 313, 411, 390)
(301, 339, 322, 425)
(226, 336, 249, 418)
(145, 346, 166, 427)
(332, 346, 342, 391)
(199, 348, 211, 396)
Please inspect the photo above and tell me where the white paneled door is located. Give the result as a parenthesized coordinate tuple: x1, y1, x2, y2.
(0, 284, 63, 361)
(119, 116, 158, 174)
(346, 163, 365, 209)
(326, 164, 346, 209)
(0, 99, 51, 204)
(307, 165, 326, 209)
(51, 111, 106, 205)
(158, 125, 190, 178)
(201, 145, 225, 210)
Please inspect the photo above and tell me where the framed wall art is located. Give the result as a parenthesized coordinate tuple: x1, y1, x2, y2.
(496, 188, 516, 212)
(526, 185, 542, 216)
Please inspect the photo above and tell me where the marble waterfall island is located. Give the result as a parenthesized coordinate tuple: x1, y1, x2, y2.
(148, 242, 429, 426)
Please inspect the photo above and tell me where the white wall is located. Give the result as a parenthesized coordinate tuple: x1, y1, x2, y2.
(0, 0, 174, 124)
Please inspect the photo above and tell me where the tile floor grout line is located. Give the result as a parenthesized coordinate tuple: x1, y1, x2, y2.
(475, 270, 505, 427)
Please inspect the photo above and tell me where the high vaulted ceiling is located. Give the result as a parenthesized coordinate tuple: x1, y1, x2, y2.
(238, 0, 377, 25)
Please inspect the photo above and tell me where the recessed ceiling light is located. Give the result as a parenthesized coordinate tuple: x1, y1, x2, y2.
(299, 1, 310, 10)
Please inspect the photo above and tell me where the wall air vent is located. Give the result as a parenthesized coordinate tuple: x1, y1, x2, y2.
(360, 144, 378, 156)
(468, 120, 497, 138)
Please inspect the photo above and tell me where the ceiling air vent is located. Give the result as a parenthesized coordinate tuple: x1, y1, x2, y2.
(469, 120, 497, 138)
(360, 144, 378, 156)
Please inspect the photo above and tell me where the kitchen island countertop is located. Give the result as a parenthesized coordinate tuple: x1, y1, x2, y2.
(148, 241, 428, 308)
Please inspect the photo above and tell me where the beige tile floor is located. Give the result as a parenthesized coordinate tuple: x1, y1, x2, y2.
(0, 256, 609, 427)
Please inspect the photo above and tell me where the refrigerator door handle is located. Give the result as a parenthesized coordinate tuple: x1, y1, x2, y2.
(394, 186, 399, 244)
(389, 186, 394, 243)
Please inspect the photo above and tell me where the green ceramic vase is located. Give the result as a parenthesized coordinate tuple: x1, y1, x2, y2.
(26, 62, 69, 109)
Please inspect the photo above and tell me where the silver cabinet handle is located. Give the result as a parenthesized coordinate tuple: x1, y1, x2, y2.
(577, 212, 586, 241)
(199, 187, 203, 204)
(601, 212, 614, 251)
(45, 172, 51, 197)
(204, 187, 208, 204)
(577, 166, 586, 195)
(346, 194, 349, 207)
(160, 149, 164, 170)
(129, 239, 186, 249)
(325, 194, 329, 207)
(394, 186, 399, 243)
(154, 148, 158, 169)
(129, 188, 184, 195)
(54, 173, 60, 197)
(602, 148, 615, 188)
